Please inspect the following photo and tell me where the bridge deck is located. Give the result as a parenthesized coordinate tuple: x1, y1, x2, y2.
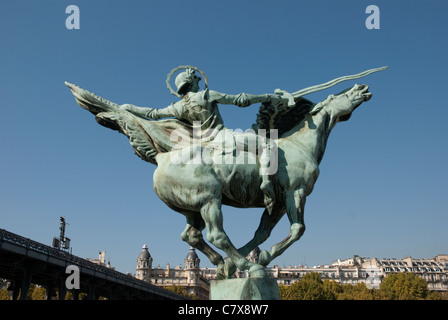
(0, 228, 186, 300)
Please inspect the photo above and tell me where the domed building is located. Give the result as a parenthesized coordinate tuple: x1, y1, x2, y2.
(135, 244, 210, 300)
(185, 247, 200, 270)
(135, 244, 153, 282)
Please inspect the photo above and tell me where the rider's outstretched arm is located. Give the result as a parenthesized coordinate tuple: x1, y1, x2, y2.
(208, 90, 285, 107)
(120, 103, 179, 119)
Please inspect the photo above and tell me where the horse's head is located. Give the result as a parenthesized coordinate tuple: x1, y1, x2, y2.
(329, 84, 372, 122)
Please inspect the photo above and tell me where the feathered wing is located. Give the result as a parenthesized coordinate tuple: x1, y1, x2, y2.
(65, 82, 119, 115)
(65, 82, 192, 165)
(251, 97, 315, 137)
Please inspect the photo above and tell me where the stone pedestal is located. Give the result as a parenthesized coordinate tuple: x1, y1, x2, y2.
(210, 277, 280, 300)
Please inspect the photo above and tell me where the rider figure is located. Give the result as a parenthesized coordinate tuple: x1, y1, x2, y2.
(120, 68, 287, 212)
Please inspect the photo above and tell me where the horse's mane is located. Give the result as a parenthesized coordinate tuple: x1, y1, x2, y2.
(251, 97, 316, 137)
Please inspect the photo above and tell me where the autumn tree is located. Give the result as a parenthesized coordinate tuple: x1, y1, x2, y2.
(426, 291, 448, 300)
(163, 285, 198, 299)
(0, 288, 10, 300)
(30, 285, 47, 300)
(322, 279, 343, 300)
(379, 273, 428, 300)
(337, 282, 376, 300)
(281, 272, 329, 300)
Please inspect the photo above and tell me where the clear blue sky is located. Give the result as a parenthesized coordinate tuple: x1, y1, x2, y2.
(1, 0, 447, 275)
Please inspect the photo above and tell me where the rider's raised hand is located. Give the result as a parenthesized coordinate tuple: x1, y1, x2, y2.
(234, 93, 251, 107)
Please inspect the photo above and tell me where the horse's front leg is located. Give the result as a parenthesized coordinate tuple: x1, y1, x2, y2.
(258, 188, 306, 266)
(240, 206, 285, 259)
(201, 198, 267, 278)
(219, 207, 284, 277)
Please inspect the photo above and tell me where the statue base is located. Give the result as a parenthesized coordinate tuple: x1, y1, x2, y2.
(210, 277, 280, 300)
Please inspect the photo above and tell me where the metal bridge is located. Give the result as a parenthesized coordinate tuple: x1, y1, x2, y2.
(0, 228, 186, 300)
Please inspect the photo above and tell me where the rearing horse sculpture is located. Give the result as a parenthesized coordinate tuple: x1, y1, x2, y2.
(66, 66, 385, 279)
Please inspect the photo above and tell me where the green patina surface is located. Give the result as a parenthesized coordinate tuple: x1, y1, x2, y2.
(67, 66, 386, 298)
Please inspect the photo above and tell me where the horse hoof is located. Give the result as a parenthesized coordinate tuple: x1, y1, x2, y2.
(216, 262, 227, 280)
(224, 258, 237, 278)
(258, 250, 271, 266)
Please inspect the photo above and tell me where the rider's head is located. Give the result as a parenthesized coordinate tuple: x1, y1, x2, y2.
(175, 69, 201, 96)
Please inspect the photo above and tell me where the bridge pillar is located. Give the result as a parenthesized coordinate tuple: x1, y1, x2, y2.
(87, 284, 96, 300)
(19, 268, 32, 300)
(46, 286, 54, 300)
(110, 287, 117, 300)
(7, 281, 20, 300)
(71, 290, 79, 300)
(59, 279, 67, 300)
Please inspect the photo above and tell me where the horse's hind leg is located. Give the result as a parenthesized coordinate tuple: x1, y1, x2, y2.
(258, 188, 306, 266)
(181, 213, 225, 276)
(201, 198, 267, 278)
